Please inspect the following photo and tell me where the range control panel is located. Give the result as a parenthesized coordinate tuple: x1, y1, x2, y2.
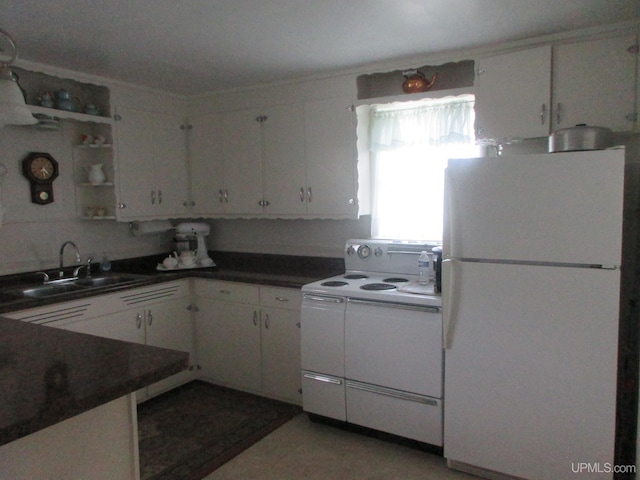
(344, 239, 441, 275)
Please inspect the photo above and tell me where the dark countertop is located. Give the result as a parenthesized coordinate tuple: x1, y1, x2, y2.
(0, 251, 342, 445)
(0, 251, 344, 314)
(0, 317, 188, 446)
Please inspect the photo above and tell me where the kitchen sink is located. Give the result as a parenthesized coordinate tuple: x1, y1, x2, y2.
(3, 273, 150, 299)
(12, 282, 88, 298)
(73, 274, 148, 287)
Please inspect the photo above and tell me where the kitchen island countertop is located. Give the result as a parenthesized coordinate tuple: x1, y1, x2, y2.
(0, 316, 189, 446)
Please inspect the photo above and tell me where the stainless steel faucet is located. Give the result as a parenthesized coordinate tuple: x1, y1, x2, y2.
(59, 241, 81, 276)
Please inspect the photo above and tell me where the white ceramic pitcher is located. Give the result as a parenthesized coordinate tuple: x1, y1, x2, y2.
(86, 164, 106, 185)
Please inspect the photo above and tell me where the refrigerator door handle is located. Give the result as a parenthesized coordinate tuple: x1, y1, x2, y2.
(443, 168, 460, 259)
(442, 258, 459, 349)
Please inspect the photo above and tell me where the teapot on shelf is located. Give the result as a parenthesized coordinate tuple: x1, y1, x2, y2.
(39, 91, 54, 108)
(55, 89, 79, 112)
(402, 70, 438, 94)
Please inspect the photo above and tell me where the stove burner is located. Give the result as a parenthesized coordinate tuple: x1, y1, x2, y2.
(344, 274, 369, 280)
(321, 281, 349, 287)
(360, 283, 397, 291)
(383, 277, 409, 283)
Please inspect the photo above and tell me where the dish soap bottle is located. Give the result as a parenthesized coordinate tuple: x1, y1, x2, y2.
(418, 251, 431, 285)
(100, 255, 111, 274)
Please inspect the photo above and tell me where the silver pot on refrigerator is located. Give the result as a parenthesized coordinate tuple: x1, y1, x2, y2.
(549, 124, 613, 152)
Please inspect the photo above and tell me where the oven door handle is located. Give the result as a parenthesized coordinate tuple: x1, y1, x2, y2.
(303, 294, 345, 303)
(347, 298, 440, 313)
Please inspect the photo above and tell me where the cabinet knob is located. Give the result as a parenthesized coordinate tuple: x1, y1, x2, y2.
(118, 203, 126, 209)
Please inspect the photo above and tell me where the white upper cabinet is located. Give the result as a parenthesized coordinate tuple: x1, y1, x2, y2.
(475, 45, 552, 141)
(189, 112, 224, 215)
(114, 105, 189, 219)
(189, 96, 359, 219)
(304, 96, 358, 217)
(552, 34, 637, 132)
(221, 109, 264, 215)
(189, 109, 263, 216)
(262, 103, 307, 216)
(475, 34, 639, 142)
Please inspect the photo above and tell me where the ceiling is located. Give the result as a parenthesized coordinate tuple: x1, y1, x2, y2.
(1, 0, 638, 95)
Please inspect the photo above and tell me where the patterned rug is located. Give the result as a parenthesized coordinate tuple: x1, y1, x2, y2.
(137, 381, 302, 480)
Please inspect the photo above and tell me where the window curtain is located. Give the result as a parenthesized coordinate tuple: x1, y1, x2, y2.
(369, 94, 475, 151)
(368, 94, 476, 240)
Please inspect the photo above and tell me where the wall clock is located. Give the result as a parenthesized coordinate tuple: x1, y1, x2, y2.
(22, 152, 59, 205)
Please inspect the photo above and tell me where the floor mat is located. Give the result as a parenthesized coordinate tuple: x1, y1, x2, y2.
(137, 381, 301, 480)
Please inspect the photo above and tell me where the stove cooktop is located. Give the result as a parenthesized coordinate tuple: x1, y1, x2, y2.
(302, 271, 441, 307)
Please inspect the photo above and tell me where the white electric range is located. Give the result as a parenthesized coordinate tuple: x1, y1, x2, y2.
(300, 239, 444, 446)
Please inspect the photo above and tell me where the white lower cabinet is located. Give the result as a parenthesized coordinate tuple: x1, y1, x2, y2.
(195, 296, 262, 391)
(194, 280, 302, 404)
(7, 278, 301, 404)
(7, 280, 195, 401)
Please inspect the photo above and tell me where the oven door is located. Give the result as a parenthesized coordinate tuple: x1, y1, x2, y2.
(345, 298, 442, 397)
(300, 293, 346, 376)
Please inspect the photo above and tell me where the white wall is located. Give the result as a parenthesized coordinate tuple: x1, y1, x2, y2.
(0, 120, 167, 275)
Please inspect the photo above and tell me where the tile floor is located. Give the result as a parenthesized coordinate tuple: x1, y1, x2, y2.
(204, 413, 478, 480)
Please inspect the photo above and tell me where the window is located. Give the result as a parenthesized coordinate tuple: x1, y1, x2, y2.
(365, 94, 478, 241)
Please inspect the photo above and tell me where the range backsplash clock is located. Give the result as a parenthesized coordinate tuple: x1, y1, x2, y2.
(22, 152, 59, 205)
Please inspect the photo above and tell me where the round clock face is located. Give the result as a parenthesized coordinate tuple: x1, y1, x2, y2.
(29, 156, 55, 181)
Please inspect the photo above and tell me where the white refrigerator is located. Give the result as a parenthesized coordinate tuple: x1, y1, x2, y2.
(442, 149, 624, 480)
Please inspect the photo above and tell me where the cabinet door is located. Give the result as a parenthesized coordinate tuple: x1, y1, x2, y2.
(153, 112, 189, 217)
(261, 307, 301, 404)
(195, 298, 261, 391)
(189, 113, 225, 215)
(63, 309, 145, 344)
(220, 109, 263, 215)
(553, 35, 637, 132)
(304, 97, 358, 217)
(115, 106, 156, 218)
(145, 299, 195, 396)
(115, 106, 189, 219)
(262, 103, 307, 216)
(475, 46, 552, 140)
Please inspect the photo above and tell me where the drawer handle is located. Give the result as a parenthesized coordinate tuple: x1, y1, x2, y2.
(219, 289, 231, 294)
(275, 296, 289, 302)
(303, 372, 342, 385)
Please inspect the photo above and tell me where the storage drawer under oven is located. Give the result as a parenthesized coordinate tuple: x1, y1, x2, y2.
(346, 380, 443, 446)
(302, 371, 346, 421)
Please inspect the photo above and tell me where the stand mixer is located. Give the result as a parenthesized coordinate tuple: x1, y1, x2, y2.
(173, 222, 215, 266)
